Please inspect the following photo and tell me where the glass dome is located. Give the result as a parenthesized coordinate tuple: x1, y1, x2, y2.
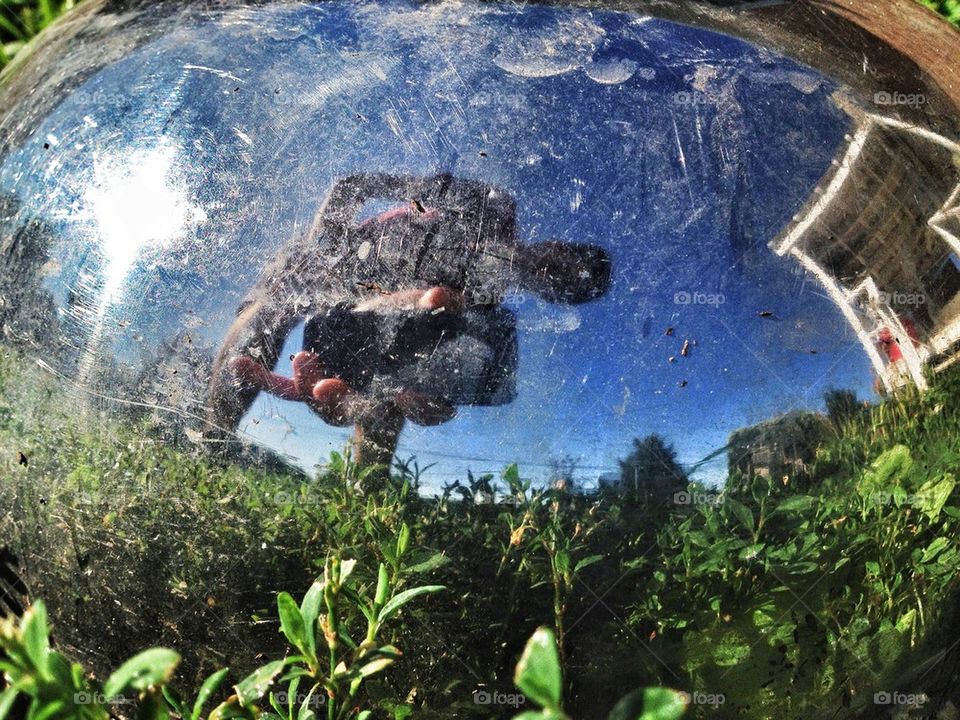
(1, 1, 959, 719)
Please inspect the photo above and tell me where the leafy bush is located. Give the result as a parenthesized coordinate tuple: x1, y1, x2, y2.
(1, 592, 681, 720)
(0, 574, 445, 720)
(3, 340, 960, 718)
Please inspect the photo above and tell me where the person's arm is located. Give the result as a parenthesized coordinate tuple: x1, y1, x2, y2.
(307, 173, 441, 240)
(203, 173, 438, 440)
(206, 291, 303, 436)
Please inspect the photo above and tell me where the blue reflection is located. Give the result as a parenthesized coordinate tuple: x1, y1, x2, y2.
(0, 0, 867, 488)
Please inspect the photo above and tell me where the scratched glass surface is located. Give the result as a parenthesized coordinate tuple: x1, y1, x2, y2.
(1, 0, 960, 716)
(0, 1, 910, 490)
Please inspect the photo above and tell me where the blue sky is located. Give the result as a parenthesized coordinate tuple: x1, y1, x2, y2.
(0, 0, 874, 491)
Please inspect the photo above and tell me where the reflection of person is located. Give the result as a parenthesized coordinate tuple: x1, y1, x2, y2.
(875, 317, 921, 393)
(206, 173, 611, 467)
(228, 284, 465, 467)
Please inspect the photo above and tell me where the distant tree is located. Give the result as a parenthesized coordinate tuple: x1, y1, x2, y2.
(617, 434, 688, 502)
(824, 388, 861, 430)
(0, 193, 60, 350)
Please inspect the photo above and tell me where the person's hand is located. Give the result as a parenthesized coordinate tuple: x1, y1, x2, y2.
(229, 286, 463, 427)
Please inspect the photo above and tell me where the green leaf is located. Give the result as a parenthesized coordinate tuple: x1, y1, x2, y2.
(607, 688, 688, 720)
(339, 559, 357, 585)
(503, 464, 522, 494)
(29, 699, 68, 720)
(235, 660, 287, 706)
(774, 495, 817, 514)
(278, 593, 308, 655)
(299, 581, 324, 657)
(21, 601, 51, 677)
(377, 585, 445, 623)
(920, 537, 950, 564)
(0, 14, 26, 41)
(404, 552, 450, 575)
(268, 691, 286, 718)
(104, 648, 180, 698)
(192, 667, 230, 720)
(514, 627, 562, 710)
(297, 705, 317, 720)
(895, 609, 917, 634)
(711, 632, 751, 667)
(356, 656, 396, 678)
(725, 499, 754, 533)
(341, 644, 401, 682)
(163, 686, 184, 715)
(913, 473, 956, 521)
(858, 445, 914, 497)
(0, 686, 18, 720)
(397, 523, 411, 558)
(574, 555, 604, 574)
(375, 564, 390, 607)
(295, 683, 319, 720)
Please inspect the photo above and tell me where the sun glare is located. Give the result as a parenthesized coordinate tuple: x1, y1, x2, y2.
(83, 140, 206, 300)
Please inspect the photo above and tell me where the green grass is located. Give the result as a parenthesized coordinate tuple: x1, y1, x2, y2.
(920, 0, 960, 23)
(2, 342, 960, 718)
(0, 0, 73, 68)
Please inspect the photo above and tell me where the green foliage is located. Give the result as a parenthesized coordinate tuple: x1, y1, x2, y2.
(208, 556, 443, 720)
(0, 599, 130, 720)
(511, 629, 686, 720)
(103, 648, 180, 699)
(2, 603, 683, 720)
(622, 372, 960, 715)
(514, 628, 563, 713)
(0, 0, 74, 67)
(4, 343, 960, 717)
(920, 0, 960, 23)
(607, 690, 687, 720)
(0, 560, 442, 720)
